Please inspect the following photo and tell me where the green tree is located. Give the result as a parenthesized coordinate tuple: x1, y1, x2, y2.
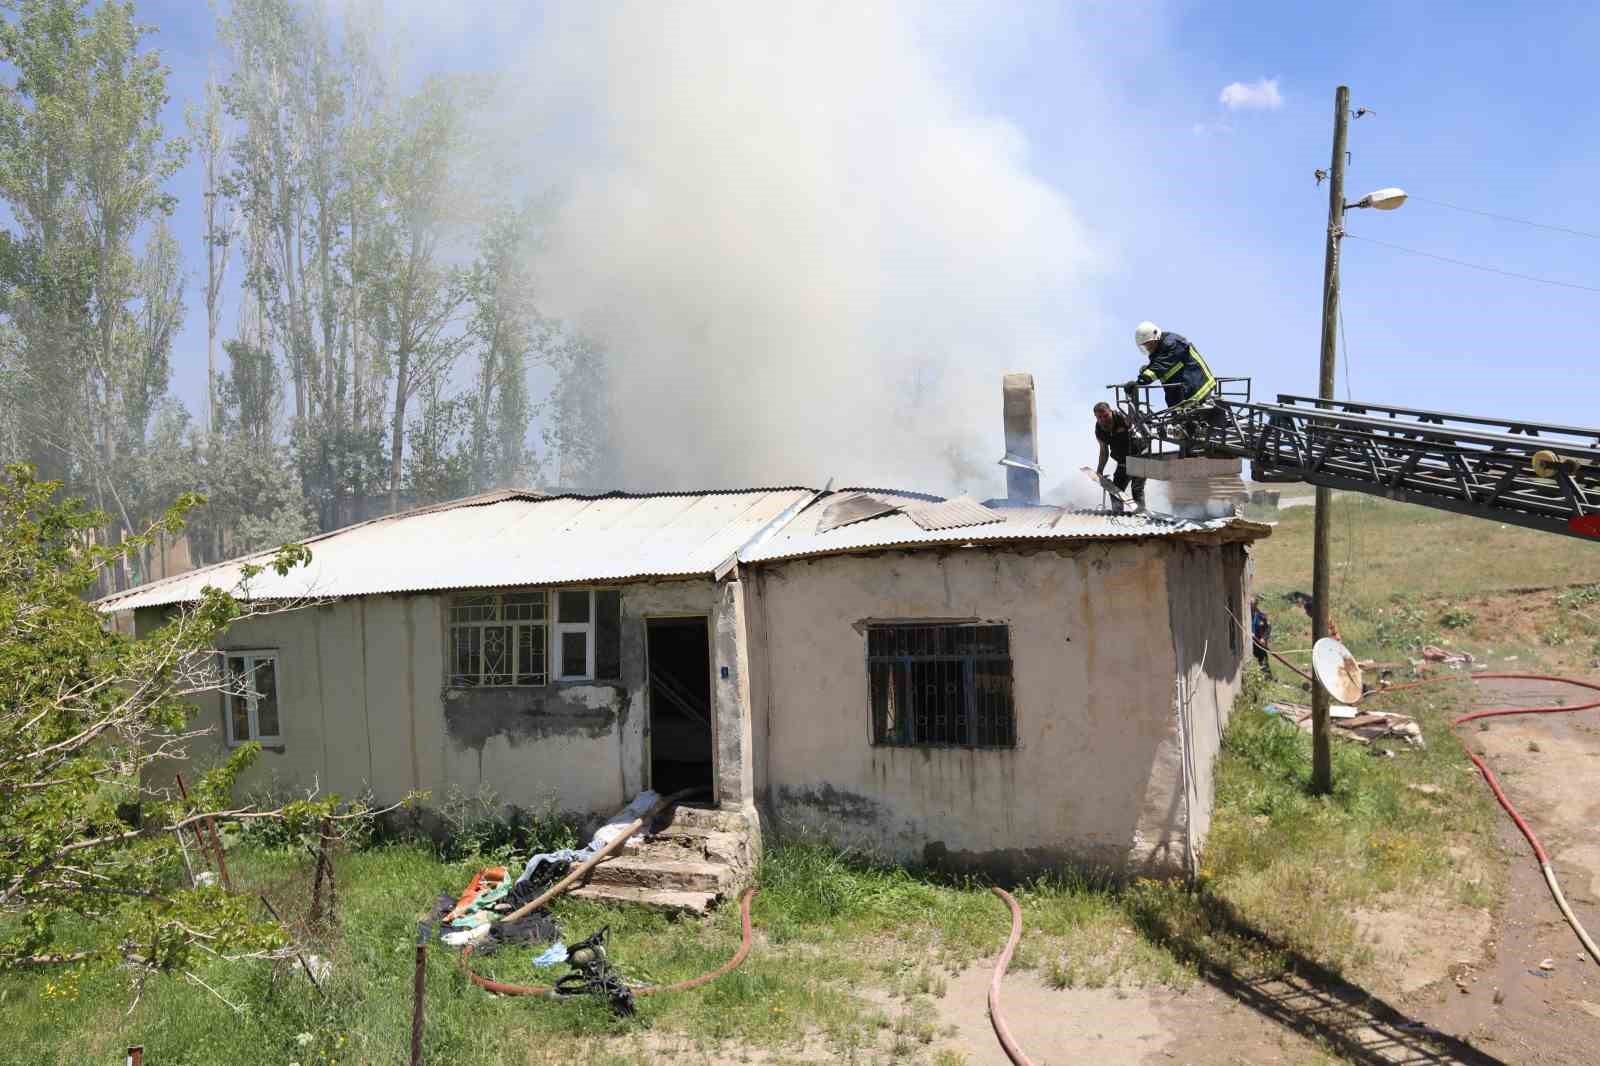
(464, 201, 539, 491)
(0, 464, 367, 976)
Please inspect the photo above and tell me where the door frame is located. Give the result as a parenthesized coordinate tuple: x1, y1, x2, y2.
(642, 613, 718, 802)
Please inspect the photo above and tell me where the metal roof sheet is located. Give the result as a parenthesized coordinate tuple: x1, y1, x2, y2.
(98, 488, 814, 611)
(739, 502, 1236, 564)
(97, 483, 1264, 612)
(902, 496, 1003, 531)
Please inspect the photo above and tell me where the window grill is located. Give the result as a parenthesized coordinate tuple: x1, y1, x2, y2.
(866, 623, 1015, 749)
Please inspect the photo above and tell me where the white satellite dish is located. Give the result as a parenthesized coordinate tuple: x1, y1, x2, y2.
(1312, 638, 1364, 705)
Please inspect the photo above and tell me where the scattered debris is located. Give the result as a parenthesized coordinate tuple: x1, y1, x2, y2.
(304, 954, 333, 984)
(1267, 702, 1426, 749)
(1493, 986, 1505, 1004)
(1407, 783, 1443, 796)
(1539, 957, 1556, 971)
(1422, 645, 1474, 665)
(553, 927, 635, 1016)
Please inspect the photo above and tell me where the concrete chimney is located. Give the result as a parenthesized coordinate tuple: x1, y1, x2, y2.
(998, 372, 1041, 506)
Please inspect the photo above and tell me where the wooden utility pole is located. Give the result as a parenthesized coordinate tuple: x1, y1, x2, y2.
(1310, 85, 1350, 794)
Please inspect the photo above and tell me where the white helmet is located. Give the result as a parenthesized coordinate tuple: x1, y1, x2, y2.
(1134, 321, 1161, 350)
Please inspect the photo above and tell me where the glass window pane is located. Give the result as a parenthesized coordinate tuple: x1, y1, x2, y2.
(452, 627, 481, 686)
(230, 692, 251, 743)
(503, 591, 546, 622)
(595, 590, 621, 679)
(561, 630, 589, 677)
(517, 624, 546, 685)
(450, 593, 497, 624)
(254, 659, 280, 738)
(483, 625, 512, 685)
(558, 589, 590, 623)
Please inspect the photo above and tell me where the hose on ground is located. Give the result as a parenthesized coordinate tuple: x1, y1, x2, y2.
(462, 886, 758, 997)
(1366, 671, 1600, 964)
(987, 886, 1035, 1066)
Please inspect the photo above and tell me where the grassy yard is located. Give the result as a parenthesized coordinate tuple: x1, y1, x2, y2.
(5, 497, 1600, 1065)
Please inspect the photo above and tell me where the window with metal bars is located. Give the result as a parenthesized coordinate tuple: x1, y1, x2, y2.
(866, 623, 1016, 748)
(447, 589, 622, 687)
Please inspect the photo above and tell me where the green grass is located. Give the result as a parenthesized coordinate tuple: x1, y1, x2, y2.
(4, 495, 1585, 1063)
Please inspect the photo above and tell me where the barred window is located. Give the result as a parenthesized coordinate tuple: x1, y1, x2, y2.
(447, 589, 622, 687)
(867, 623, 1015, 748)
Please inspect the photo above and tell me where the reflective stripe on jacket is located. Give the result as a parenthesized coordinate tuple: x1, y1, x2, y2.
(1138, 331, 1216, 406)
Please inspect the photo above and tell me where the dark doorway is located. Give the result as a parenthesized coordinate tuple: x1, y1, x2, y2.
(647, 618, 714, 796)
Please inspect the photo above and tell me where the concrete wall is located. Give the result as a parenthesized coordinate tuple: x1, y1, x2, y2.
(138, 577, 718, 819)
(747, 538, 1251, 877)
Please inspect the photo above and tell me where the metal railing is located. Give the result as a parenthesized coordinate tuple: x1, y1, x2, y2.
(1104, 378, 1600, 540)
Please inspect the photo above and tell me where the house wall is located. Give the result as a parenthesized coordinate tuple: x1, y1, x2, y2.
(137, 577, 718, 818)
(747, 538, 1250, 877)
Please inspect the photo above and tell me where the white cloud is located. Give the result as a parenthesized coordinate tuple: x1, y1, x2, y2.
(1218, 78, 1282, 111)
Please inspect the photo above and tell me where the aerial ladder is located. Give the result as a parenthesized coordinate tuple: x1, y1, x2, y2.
(1111, 378, 1600, 541)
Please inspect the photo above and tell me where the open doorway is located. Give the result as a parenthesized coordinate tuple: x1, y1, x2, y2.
(646, 618, 714, 796)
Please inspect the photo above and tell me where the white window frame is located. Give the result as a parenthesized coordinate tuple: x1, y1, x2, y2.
(223, 650, 282, 747)
(555, 587, 600, 681)
(447, 590, 549, 688)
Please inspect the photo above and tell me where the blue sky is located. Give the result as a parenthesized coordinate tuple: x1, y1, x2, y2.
(129, 1, 1600, 484)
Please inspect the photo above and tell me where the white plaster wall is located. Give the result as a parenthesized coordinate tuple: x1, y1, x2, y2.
(749, 540, 1236, 876)
(141, 577, 719, 819)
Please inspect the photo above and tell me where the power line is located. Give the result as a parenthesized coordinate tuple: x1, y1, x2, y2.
(1410, 194, 1600, 242)
(1343, 232, 1600, 295)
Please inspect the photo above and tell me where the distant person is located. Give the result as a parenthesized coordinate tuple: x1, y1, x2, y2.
(1093, 402, 1145, 508)
(1250, 597, 1273, 678)
(1127, 322, 1223, 430)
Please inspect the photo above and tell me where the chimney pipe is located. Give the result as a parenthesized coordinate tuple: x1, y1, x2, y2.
(998, 371, 1041, 506)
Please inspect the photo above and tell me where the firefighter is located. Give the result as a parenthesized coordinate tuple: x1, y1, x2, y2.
(1093, 401, 1145, 508)
(1127, 321, 1220, 422)
(1250, 596, 1273, 678)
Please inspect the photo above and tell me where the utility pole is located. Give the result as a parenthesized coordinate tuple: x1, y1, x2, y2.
(1310, 85, 1349, 795)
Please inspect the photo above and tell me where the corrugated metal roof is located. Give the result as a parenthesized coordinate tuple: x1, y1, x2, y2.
(97, 483, 1263, 612)
(739, 501, 1236, 564)
(902, 496, 1003, 531)
(98, 488, 814, 611)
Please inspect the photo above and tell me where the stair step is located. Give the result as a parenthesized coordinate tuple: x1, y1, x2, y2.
(631, 828, 749, 868)
(662, 806, 748, 834)
(587, 856, 732, 893)
(567, 883, 718, 916)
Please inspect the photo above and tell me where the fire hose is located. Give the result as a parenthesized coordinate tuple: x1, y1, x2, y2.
(462, 886, 758, 997)
(458, 787, 760, 998)
(987, 886, 1035, 1066)
(1255, 636, 1600, 965)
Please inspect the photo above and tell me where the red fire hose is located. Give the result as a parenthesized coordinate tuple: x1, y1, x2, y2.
(987, 886, 1036, 1066)
(462, 886, 758, 997)
(1368, 671, 1600, 962)
(1256, 633, 1600, 964)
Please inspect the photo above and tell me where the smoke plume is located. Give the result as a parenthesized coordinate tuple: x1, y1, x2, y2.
(497, 3, 1105, 499)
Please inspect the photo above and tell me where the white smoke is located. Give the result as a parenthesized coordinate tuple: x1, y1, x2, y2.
(498, 3, 1106, 498)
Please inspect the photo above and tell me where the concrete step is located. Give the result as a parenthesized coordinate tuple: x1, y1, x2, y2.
(567, 882, 718, 917)
(630, 827, 749, 867)
(586, 855, 732, 893)
(661, 805, 748, 835)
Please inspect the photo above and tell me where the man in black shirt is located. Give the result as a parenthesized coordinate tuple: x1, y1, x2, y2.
(1094, 401, 1146, 507)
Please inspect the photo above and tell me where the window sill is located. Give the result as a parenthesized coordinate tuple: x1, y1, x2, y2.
(227, 743, 286, 754)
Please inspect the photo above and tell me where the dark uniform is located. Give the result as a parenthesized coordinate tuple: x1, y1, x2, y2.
(1137, 331, 1218, 413)
(1095, 410, 1146, 505)
(1250, 601, 1273, 678)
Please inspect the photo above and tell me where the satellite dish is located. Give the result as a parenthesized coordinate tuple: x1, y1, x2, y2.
(1312, 638, 1364, 704)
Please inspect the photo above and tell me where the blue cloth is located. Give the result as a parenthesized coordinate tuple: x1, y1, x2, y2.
(533, 942, 568, 966)
(514, 847, 592, 887)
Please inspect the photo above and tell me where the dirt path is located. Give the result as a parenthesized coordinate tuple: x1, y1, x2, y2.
(1391, 676, 1600, 1064)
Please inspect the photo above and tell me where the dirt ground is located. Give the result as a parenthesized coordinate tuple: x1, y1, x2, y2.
(924, 675, 1600, 1066)
(597, 676, 1600, 1066)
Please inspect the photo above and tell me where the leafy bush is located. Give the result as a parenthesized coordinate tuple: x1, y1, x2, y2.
(1439, 605, 1476, 629)
(1374, 600, 1438, 652)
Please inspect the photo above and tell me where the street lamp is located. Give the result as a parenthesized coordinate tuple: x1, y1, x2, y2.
(1309, 88, 1405, 794)
(1347, 187, 1408, 212)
